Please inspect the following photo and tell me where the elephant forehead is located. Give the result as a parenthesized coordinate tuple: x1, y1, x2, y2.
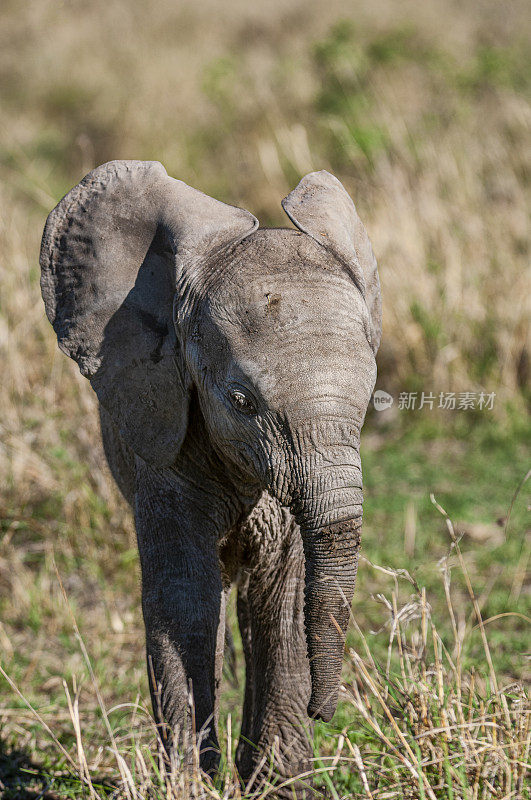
(233, 324, 376, 402)
(209, 290, 374, 411)
(211, 235, 369, 338)
(199, 228, 375, 403)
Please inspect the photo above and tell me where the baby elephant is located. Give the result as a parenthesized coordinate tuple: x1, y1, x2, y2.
(40, 161, 381, 796)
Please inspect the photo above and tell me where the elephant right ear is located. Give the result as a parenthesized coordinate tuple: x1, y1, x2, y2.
(40, 160, 258, 465)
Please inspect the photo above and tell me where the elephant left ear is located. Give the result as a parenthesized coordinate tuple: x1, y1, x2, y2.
(282, 170, 382, 353)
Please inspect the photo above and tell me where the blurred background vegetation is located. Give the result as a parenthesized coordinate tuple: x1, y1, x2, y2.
(0, 0, 529, 797)
(1, 0, 529, 400)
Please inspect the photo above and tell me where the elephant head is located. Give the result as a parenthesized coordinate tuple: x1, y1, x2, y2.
(40, 161, 381, 723)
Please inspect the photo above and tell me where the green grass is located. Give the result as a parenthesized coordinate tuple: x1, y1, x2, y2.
(1, 414, 529, 797)
(1, 0, 530, 795)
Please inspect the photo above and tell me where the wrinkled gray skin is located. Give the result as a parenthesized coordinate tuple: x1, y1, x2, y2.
(40, 161, 381, 797)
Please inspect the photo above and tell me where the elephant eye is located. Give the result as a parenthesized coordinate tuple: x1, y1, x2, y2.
(228, 385, 257, 416)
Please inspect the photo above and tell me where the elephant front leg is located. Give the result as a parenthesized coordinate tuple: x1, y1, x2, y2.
(143, 578, 225, 774)
(236, 497, 314, 798)
(135, 461, 227, 775)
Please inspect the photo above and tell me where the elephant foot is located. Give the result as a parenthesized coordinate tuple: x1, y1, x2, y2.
(237, 750, 317, 799)
(199, 744, 221, 778)
(158, 729, 221, 780)
(241, 772, 318, 800)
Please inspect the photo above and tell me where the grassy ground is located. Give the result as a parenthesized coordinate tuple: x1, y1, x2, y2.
(0, 0, 530, 797)
(1, 414, 528, 798)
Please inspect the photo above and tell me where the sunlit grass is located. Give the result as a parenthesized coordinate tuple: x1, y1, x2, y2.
(1, 498, 528, 798)
(1, 0, 530, 796)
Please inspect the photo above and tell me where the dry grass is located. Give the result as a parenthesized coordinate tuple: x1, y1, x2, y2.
(1, 502, 528, 799)
(1, 0, 530, 401)
(0, 0, 530, 797)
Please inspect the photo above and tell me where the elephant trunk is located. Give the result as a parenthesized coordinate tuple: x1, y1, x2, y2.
(294, 481, 363, 723)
